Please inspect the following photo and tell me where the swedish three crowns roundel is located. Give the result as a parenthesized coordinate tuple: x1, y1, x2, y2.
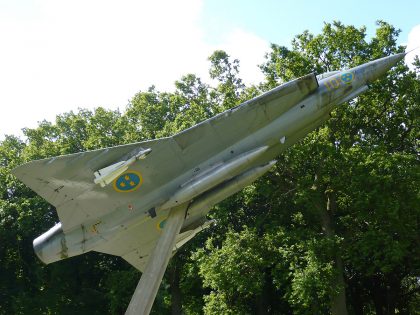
(341, 72, 354, 84)
(113, 171, 143, 192)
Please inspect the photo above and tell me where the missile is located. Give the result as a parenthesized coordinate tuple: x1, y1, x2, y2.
(188, 160, 277, 216)
(93, 148, 151, 187)
(160, 146, 269, 209)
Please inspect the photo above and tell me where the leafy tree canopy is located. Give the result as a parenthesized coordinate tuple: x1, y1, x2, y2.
(1, 21, 418, 315)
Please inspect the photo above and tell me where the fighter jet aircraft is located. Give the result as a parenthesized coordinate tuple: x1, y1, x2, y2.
(12, 52, 405, 314)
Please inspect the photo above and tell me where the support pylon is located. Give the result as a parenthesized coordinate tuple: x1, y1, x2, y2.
(125, 204, 187, 315)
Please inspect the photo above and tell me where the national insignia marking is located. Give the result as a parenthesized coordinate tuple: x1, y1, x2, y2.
(157, 218, 167, 231)
(113, 171, 143, 192)
(341, 72, 354, 84)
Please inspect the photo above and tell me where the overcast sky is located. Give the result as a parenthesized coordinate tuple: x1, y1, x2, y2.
(0, 0, 419, 139)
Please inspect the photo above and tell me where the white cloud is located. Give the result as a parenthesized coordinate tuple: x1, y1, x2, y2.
(405, 24, 420, 69)
(212, 28, 270, 86)
(0, 0, 270, 139)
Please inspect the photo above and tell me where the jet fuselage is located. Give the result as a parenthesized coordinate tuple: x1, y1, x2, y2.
(32, 53, 405, 267)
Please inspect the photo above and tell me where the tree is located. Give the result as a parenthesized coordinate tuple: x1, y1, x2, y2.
(256, 20, 419, 314)
(0, 20, 418, 315)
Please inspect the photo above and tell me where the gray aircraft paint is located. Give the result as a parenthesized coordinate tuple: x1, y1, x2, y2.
(13, 53, 405, 314)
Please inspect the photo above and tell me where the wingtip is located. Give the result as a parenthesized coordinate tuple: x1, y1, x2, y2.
(10, 164, 22, 177)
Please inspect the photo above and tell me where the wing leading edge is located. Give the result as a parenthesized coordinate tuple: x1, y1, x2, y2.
(12, 73, 318, 233)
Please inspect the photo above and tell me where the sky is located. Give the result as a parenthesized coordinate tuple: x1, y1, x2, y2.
(0, 0, 419, 139)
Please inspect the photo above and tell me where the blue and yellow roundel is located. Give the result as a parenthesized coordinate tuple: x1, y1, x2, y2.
(157, 218, 167, 231)
(341, 72, 354, 84)
(113, 171, 143, 193)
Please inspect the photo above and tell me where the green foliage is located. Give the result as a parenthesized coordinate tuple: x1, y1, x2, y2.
(0, 20, 419, 314)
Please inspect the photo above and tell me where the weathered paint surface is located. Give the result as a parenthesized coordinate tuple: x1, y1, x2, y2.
(13, 54, 405, 313)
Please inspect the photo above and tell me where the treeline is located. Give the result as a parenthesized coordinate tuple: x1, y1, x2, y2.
(0, 21, 419, 314)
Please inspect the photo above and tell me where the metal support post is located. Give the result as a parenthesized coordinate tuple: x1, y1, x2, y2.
(125, 204, 187, 315)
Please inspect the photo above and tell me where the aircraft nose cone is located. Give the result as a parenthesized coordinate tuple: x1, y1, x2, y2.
(364, 52, 405, 83)
(381, 52, 406, 68)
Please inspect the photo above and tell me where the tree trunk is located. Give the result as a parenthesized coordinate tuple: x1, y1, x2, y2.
(371, 276, 385, 315)
(169, 260, 182, 315)
(255, 270, 270, 315)
(330, 257, 349, 315)
(256, 295, 268, 315)
(348, 277, 364, 315)
(319, 190, 349, 315)
(371, 274, 400, 315)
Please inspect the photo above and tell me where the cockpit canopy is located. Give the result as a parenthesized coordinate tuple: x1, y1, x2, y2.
(316, 71, 340, 80)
